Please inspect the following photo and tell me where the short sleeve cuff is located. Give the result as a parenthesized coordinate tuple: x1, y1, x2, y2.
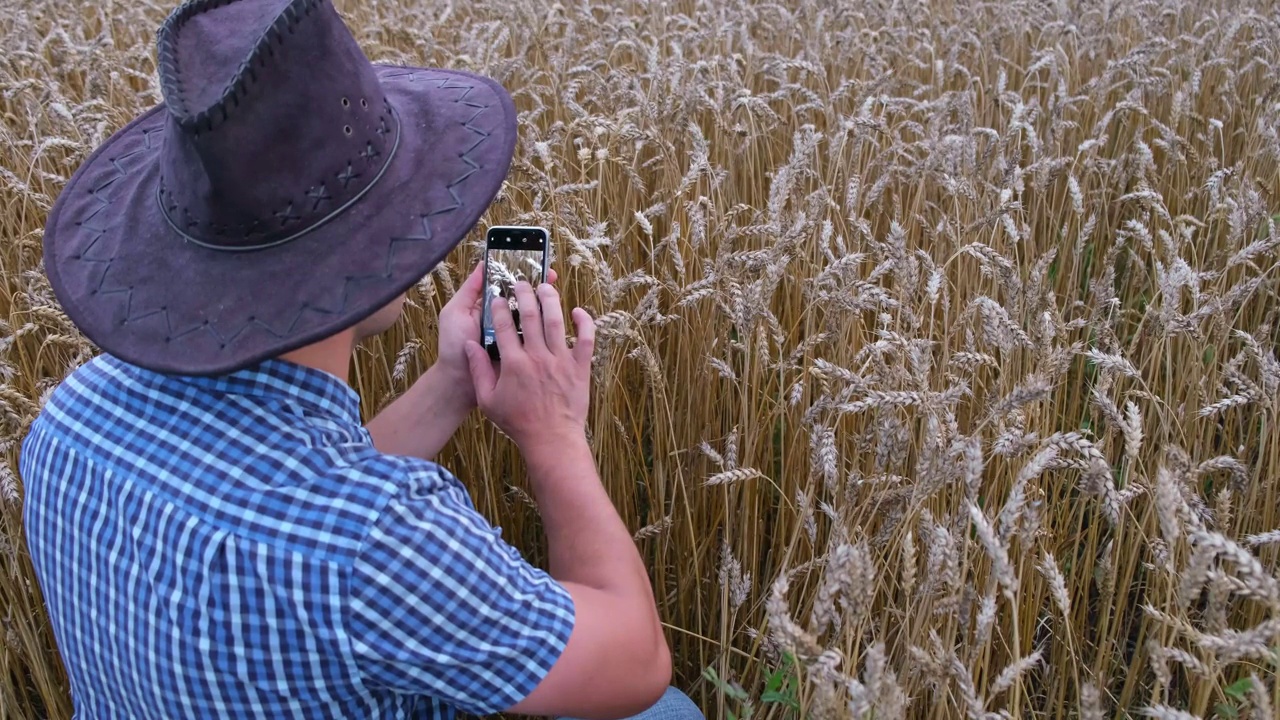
(462, 580, 575, 715)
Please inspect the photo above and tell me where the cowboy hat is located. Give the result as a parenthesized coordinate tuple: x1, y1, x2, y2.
(42, 0, 518, 376)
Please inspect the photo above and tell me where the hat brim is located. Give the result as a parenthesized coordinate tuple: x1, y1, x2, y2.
(43, 66, 517, 377)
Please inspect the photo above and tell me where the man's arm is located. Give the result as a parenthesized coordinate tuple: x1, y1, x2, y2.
(464, 282, 672, 719)
(365, 362, 471, 460)
(504, 435, 671, 719)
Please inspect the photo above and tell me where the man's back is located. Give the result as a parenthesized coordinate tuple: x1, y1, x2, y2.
(19, 354, 574, 719)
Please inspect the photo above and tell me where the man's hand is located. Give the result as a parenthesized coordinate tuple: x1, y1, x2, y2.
(463, 281, 594, 451)
(365, 262, 557, 460)
(439, 262, 558, 413)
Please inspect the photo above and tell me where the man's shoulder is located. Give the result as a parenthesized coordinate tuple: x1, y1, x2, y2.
(200, 441, 476, 561)
(26, 354, 131, 443)
(344, 453, 478, 527)
(22, 355, 453, 559)
(39, 353, 122, 406)
(355, 453, 468, 503)
(34, 353, 187, 428)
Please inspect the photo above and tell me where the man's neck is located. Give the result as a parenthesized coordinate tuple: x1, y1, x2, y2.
(278, 330, 356, 384)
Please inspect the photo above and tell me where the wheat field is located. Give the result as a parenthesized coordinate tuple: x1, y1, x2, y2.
(4, 0, 1280, 717)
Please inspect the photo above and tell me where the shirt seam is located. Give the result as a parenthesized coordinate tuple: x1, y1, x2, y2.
(339, 454, 421, 705)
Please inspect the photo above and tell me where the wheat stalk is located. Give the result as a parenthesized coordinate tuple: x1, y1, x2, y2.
(5, 0, 1280, 717)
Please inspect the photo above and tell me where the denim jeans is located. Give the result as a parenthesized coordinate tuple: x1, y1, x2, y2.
(561, 687, 705, 720)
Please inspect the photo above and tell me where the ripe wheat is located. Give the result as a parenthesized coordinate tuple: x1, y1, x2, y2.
(3, 0, 1280, 717)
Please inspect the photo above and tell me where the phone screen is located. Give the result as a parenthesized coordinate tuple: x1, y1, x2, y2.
(482, 228, 548, 357)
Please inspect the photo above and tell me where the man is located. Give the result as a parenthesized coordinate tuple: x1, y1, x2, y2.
(18, 0, 703, 718)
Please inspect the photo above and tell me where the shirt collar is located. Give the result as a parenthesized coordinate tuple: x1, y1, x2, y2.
(139, 357, 363, 423)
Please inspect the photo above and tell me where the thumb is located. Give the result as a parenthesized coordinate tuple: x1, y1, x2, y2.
(456, 261, 486, 305)
(463, 341, 496, 400)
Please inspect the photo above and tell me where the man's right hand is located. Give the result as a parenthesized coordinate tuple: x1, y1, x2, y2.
(464, 281, 595, 452)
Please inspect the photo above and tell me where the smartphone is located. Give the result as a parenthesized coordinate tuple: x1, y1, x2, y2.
(481, 225, 551, 360)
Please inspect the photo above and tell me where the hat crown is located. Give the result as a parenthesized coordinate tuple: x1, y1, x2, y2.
(154, 0, 401, 251)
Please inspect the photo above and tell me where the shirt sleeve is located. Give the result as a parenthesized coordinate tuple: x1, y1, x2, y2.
(346, 460, 575, 715)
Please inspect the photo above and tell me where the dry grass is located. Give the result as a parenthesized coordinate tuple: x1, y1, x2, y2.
(4, 0, 1280, 717)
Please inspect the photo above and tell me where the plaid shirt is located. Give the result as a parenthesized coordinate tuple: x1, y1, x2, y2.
(19, 354, 575, 719)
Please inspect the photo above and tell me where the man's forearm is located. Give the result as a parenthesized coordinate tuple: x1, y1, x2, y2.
(365, 364, 472, 460)
(506, 434, 672, 719)
(523, 436, 660, 618)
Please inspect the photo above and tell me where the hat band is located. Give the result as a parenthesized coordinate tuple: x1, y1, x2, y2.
(157, 104, 403, 253)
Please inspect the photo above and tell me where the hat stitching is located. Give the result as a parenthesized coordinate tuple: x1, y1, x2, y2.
(158, 0, 323, 135)
(78, 73, 485, 353)
(336, 163, 360, 188)
(306, 183, 332, 211)
(78, 126, 165, 282)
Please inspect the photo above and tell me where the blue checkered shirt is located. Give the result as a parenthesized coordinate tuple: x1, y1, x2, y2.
(19, 354, 575, 718)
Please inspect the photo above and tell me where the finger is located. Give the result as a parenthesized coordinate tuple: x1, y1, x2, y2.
(537, 283, 568, 354)
(463, 341, 496, 400)
(457, 261, 486, 303)
(490, 295, 524, 359)
(512, 281, 545, 349)
(546, 268, 559, 284)
(570, 307, 596, 368)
